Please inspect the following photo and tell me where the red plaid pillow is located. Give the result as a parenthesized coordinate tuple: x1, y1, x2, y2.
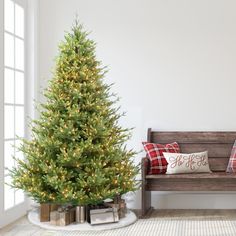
(226, 140, 236, 173)
(142, 142, 180, 174)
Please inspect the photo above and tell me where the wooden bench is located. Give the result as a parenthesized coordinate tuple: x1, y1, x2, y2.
(141, 128, 236, 217)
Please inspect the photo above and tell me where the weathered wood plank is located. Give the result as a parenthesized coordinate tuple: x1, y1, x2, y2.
(180, 144, 232, 158)
(209, 157, 228, 171)
(146, 172, 236, 179)
(146, 178, 236, 191)
(150, 131, 236, 144)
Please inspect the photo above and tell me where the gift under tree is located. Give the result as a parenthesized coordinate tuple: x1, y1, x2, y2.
(10, 21, 139, 208)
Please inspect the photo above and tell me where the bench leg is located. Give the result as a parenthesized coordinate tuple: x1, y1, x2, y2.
(141, 157, 153, 218)
(141, 186, 153, 218)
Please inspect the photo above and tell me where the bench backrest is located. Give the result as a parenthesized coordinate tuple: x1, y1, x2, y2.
(148, 129, 236, 172)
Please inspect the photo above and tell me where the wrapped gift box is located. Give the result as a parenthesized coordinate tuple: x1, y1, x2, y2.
(50, 211, 59, 225)
(104, 199, 127, 219)
(49, 206, 75, 226)
(57, 210, 70, 226)
(40, 203, 50, 222)
(69, 207, 76, 223)
(76, 206, 86, 223)
(90, 207, 119, 225)
(40, 203, 59, 222)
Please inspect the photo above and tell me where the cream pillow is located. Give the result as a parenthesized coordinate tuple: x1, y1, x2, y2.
(163, 151, 212, 174)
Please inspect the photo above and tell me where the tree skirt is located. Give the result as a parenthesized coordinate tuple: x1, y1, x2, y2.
(28, 209, 137, 231)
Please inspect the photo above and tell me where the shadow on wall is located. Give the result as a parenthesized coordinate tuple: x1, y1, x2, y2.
(152, 192, 236, 209)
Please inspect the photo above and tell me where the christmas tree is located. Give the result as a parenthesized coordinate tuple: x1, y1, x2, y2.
(10, 21, 139, 205)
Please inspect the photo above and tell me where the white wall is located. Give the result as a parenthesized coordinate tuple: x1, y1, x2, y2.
(38, 0, 236, 209)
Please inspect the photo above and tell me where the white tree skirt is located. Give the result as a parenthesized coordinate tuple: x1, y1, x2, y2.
(28, 209, 137, 231)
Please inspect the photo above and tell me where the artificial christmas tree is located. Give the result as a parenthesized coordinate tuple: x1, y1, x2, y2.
(10, 21, 139, 210)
